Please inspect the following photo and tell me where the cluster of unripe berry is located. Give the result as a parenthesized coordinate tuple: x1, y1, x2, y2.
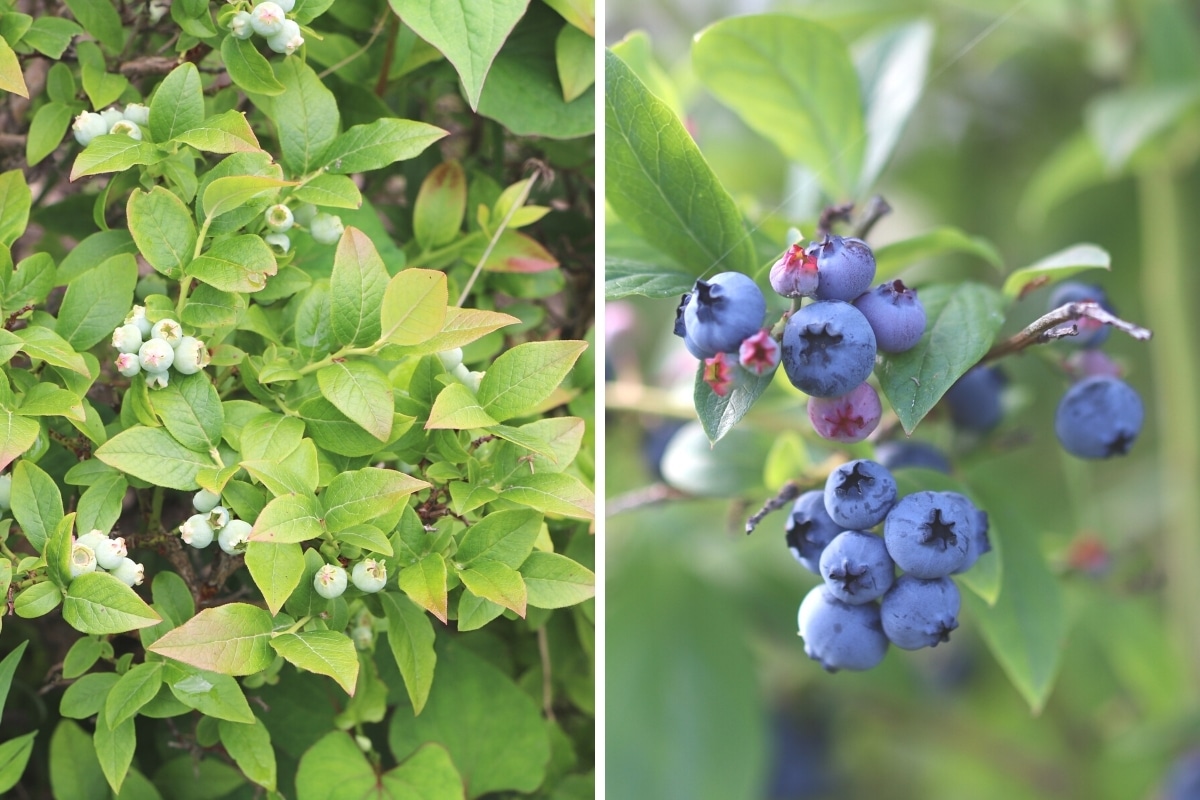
(70, 529, 145, 587)
(788, 458, 990, 672)
(1048, 282, 1144, 459)
(179, 489, 387, 596)
(111, 307, 209, 389)
(674, 235, 925, 443)
(262, 202, 344, 255)
(228, 0, 304, 56)
(71, 103, 150, 146)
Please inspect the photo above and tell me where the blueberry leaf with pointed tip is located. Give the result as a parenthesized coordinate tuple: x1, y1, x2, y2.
(1001, 243, 1111, 299)
(270, 631, 359, 696)
(148, 603, 274, 675)
(63, 572, 161, 635)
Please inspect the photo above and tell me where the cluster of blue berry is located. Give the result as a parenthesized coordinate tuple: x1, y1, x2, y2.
(1048, 282, 1144, 459)
(788, 458, 990, 671)
(674, 234, 926, 443)
(111, 307, 210, 389)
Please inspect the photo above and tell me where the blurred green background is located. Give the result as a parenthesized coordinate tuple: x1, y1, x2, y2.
(604, 1, 1200, 798)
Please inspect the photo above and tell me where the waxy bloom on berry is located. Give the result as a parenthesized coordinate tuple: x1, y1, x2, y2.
(138, 339, 175, 372)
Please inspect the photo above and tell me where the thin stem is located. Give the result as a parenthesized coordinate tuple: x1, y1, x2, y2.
(744, 481, 801, 535)
(455, 166, 545, 307)
(982, 301, 1152, 362)
(536, 626, 556, 722)
(1138, 165, 1200, 696)
(275, 615, 313, 637)
(318, 12, 389, 80)
(295, 343, 380, 376)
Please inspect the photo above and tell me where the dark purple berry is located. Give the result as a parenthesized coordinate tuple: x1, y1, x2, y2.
(1055, 375, 1143, 459)
(810, 235, 876, 302)
(852, 280, 927, 353)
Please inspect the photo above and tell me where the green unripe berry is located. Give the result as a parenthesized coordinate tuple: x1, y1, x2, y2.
(351, 558, 387, 593)
(313, 564, 348, 599)
(193, 489, 220, 513)
(218, 519, 252, 555)
(180, 514, 214, 548)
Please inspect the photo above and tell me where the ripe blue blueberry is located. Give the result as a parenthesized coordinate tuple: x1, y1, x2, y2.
(942, 365, 1005, 432)
(942, 492, 991, 574)
(785, 490, 843, 573)
(852, 280, 927, 353)
(823, 459, 897, 530)
(879, 575, 961, 650)
(1162, 750, 1200, 800)
(682, 273, 767, 359)
(797, 585, 889, 672)
(351, 559, 387, 593)
(1047, 281, 1114, 348)
(1055, 375, 1144, 459)
(873, 441, 952, 474)
(807, 382, 881, 443)
(811, 235, 877, 302)
(781, 300, 877, 398)
(819, 531, 895, 604)
(883, 491, 970, 578)
(314, 564, 348, 599)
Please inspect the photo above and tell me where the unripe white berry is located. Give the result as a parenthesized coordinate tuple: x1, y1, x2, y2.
(110, 558, 144, 586)
(70, 544, 97, 578)
(108, 120, 142, 140)
(173, 336, 209, 375)
(94, 536, 128, 570)
(267, 19, 303, 55)
(144, 370, 170, 389)
(125, 306, 152, 337)
(249, 1, 285, 36)
(350, 559, 387, 593)
(100, 108, 124, 130)
(115, 353, 141, 377)
(313, 564, 348, 599)
(264, 204, 294, 232)
(112, 323, 143, 354)
(193, 489, 220, 513)
(72, 112, 109, 146)
(264, 232, 290, 254)
(150, 318, 183, 347)
(122, 103, 150, 126)
(229, 9, 254, 39)
(437, 348, 463, 371)
(208, 506, 231, 530)
(76, 530, 107, 552)
(180, 514, 214, 548)
(138, 338, 175, 372)
(218, 519, 252, 555)
(309, 213, 344, 245)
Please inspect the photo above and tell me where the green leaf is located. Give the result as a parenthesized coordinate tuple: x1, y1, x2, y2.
(104, 662, 163, 729)
(267, 58, 339, 175)
(456, 509, 541, 569)
(693, 15, 864, 197)
(855, 20, 934, 192)
(6, 250, 55, 308)
(693, 360, 774, 445)
(201, 175, 293, 221)
(962, 491, 1065, 713)
(183, 283, 245, 328)
(0, 411, 38, 472)
(380, 591, 436, 714)
(334, 524, 393, 556)
(877, 282, 1007, 434)
(54, 252, 138, 349)
(17, 383, 84, 422)
(397, 553, 448, 624)
(270, 631, 359, 696)
(11, 460, 64, 552)
(70, 135, 164, 181)
(63, 572, 162, 634)
(14, 580, 62, 618)
(26, 101, 74, 166)
(387, 0, 527, 111)
(76, 40, 126, 108)
(244, 541, 304, 615)
(476, 340, 586, 422)
(321, 118, 447, 174)
(388, 640, 549, 795)
(0, 731, 36, 794)
(249, 493, 324, 544)
(330, 226, 388, 347)
(49, 721, 107, 800)
(875, 227, 1004, 281)
(148, 604, 274, 675)
(0, 640, 28, 720)
(297, 733, 463, 800)
(127, 187, 197, 280)
(291, 173, 362, 209)
(150, 371, 224, 453)
(173, 109, 261, 153)
(0, 169, 30, 247)
(426, 383, 500, 430)
(75, 474, 127, 535)
(188, 235, 278, 293)
(317, 361, 393, 441)
(149, 63, 205, 143)
(218, 717, 277, 791)
(395, 306, 518, 356)
(543, 0, 593, 34)
(520, 552, 595, 609)
(221, 34, 285, 96)
(167, 666, 255, 723)
(604, 256, 695, 300)
(95, 426, 215, 490)
(57, 229, 136, 284)
(492, 416, 584, 476)
(380, 268, 447, 346)
(476, 6, 595, 138)
(321, 467, 429, 532)
(502, 472, 594, 520)
(455, 592, 504, 632)
(1085, 84, 1200, 172)
(62, 0, 124, 49)
(555, 23, 594, 103)
(458, 560, 526, 617)
(413, 161, 466, 250)
(22, 17, 82, 59)
(605, 51, 755, 277)
(62, 637, 104, 681)
(1002, 243, 1112, 300)
(15, 325, 89, 375)
(44, 512, 75, 590)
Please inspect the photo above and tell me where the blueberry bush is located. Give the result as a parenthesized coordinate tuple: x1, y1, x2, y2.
(606, 2, 1196, 798)
(0, 0, 596, 797)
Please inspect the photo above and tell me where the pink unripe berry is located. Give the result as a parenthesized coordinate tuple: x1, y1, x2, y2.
(738, 330, 780, 376)
(769, 243, 819, 299)
(807, 382, 882, 444)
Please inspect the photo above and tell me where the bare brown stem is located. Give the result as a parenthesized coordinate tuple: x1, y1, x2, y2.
(984, 301, 1152, 362)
